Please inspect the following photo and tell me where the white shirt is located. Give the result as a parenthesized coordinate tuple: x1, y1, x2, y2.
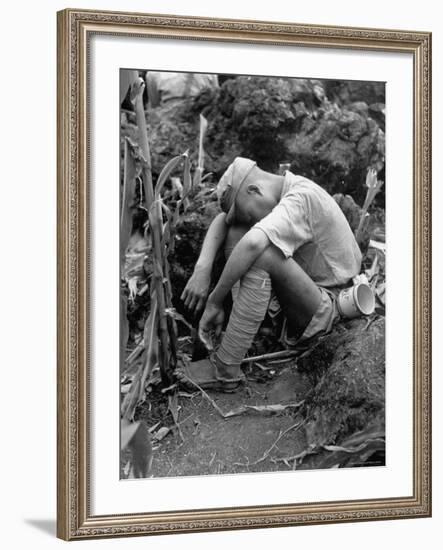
(253, 171, 362, 287)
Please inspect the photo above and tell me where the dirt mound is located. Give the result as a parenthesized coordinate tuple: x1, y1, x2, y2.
(297, 315, 385, 452)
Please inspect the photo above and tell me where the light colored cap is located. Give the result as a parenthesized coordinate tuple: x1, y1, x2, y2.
(216, 157, 257, 224)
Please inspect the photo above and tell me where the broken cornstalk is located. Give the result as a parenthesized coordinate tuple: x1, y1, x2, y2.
(121, 72, 200, 421)
(131, 72, 173, 387)
(241, 349, 301, 364)
(120, 138, 138, 373)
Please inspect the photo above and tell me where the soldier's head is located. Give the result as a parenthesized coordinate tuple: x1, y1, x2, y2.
(217, 157, 282, 226)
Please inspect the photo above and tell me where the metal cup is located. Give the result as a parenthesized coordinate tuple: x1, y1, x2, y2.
(337, 283, 375, 318)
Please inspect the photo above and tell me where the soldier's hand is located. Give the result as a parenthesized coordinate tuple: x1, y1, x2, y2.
(198, 299, 225, 350)
(180, 266, 211, 314)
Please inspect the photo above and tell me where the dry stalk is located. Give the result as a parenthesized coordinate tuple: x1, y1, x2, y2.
(132, 73, 173, 385)
(241, 349, 300, 364)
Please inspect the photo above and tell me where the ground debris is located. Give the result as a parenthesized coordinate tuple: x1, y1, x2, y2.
(223, 401, 304, 419)
(234, 419, 306, 467)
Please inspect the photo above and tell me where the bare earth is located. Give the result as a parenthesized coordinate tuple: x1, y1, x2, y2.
(126, 363, 313, 478)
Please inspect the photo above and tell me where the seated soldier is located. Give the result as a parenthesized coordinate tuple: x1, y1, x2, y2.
(179, 157, 362, 391)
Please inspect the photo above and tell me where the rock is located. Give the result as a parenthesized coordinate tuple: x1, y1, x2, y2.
(138, 76, 385, 206)
(323, 80, 386, 106)
(204, 76, 323, 173)
(333, 193, 370, 254)
(349, 101, 369, 117)
(285, 102, 385, 203)
(369, 103, 386, 132)
(333, 193, 363, 232)
(297, 315, 385, 449)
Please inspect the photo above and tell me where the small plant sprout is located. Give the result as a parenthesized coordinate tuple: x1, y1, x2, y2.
(355, 168, 384, 244)
(193, 114, 208, 188)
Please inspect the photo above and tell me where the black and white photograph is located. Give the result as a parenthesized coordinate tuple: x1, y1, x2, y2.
(119, 68, 386, 479)
(1, 0, 438, 544)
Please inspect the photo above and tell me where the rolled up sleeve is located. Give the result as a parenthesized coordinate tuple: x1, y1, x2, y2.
(253, 193, 311, 258)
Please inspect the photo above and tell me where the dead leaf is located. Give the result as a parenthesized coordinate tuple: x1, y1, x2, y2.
(148, 421, 161, 433)
(192, 419, 201, 435)
(164, 308, 193, 331)
(168, 393, 184, 442)
(153, 426, 170, 441)
(120, 383, 131, 395)
(178, 391, 198, 398)
(323, 439, 384, 454)
(369, 239, 386, 254)
(123, 461, 132, 477)
(121, 419, 141, 450)
(223, 402, 304, 419)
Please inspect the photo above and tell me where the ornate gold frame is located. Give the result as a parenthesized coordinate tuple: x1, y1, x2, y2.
(57, 8, 431, 540)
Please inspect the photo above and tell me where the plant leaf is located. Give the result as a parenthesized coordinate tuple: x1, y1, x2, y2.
(155, 155, 185, 198)
(165, 308, 193, 331)
(120, 139, 138, 265)
(138, 299, 159, 402)
(121, 296, 159, 420)
(121, 419, 141, 450)
(183, 152, 192, 197)
(129, 76, 145, 105)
